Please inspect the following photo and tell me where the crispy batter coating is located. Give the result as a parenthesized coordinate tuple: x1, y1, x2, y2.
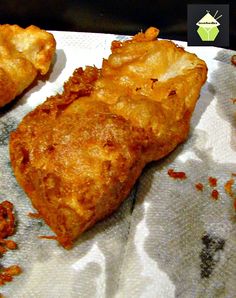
(0, 24, 56, 107)
(9, 28, 207, 248)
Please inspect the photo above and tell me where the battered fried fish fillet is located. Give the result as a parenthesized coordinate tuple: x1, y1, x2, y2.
(0, 24, 56, 107)
(9, 28, 207, 248)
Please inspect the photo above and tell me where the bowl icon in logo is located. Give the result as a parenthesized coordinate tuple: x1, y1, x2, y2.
(196, 10, 222, 41)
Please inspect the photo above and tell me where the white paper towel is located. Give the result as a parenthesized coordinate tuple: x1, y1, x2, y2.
(0, 31, 235, 298)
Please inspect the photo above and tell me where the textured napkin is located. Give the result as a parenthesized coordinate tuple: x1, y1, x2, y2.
(0, 32, 236, 298)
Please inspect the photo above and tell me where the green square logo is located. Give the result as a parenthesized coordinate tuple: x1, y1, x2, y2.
(188, 4, 229, 47)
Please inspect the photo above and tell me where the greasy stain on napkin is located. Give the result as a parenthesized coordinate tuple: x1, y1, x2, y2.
(200, 233, 225, 279)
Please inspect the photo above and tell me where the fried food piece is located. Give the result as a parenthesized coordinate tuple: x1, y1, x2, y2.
(0, 24, 56, 107)
(9, 27, 207, 248)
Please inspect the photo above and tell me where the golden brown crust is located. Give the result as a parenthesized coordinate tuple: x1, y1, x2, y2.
(10, 85, 148, 247)
(9, 28, 207, 248)
(0, 67, 17, 107)
(0, 24, 56, 107)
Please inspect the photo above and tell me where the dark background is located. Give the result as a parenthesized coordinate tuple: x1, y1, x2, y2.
(0, 0, 235, 49)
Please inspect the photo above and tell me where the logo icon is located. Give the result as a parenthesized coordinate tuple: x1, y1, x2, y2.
(196, 10, 222, 41)
(187, 4, 229, 47)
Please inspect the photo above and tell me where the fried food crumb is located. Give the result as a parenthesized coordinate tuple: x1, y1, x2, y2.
(231, 55, 236, 66)
(0, 246, 7, 255)
(39, 235, 58, 241)
(224, 178, 236, 211)
(208, 177, 217, 187)
(224, 178, 234, 197)
(28, 212, 42, 219)
(211, 189, 219, 200)
(0, 265, 22, 286)
(0, 240, 17, 253)
(195, 183, 204, 191)
(0, 201, 21, 286)
(3, 265, 22, 276)
(168, 169, 187, 179)
(0, 201, 15, 239)
(4, 240, 17, 250)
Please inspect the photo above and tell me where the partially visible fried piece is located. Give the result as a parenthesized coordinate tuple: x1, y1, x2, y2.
(0, 24, 56, 107)
(9, 28, 207, 248)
